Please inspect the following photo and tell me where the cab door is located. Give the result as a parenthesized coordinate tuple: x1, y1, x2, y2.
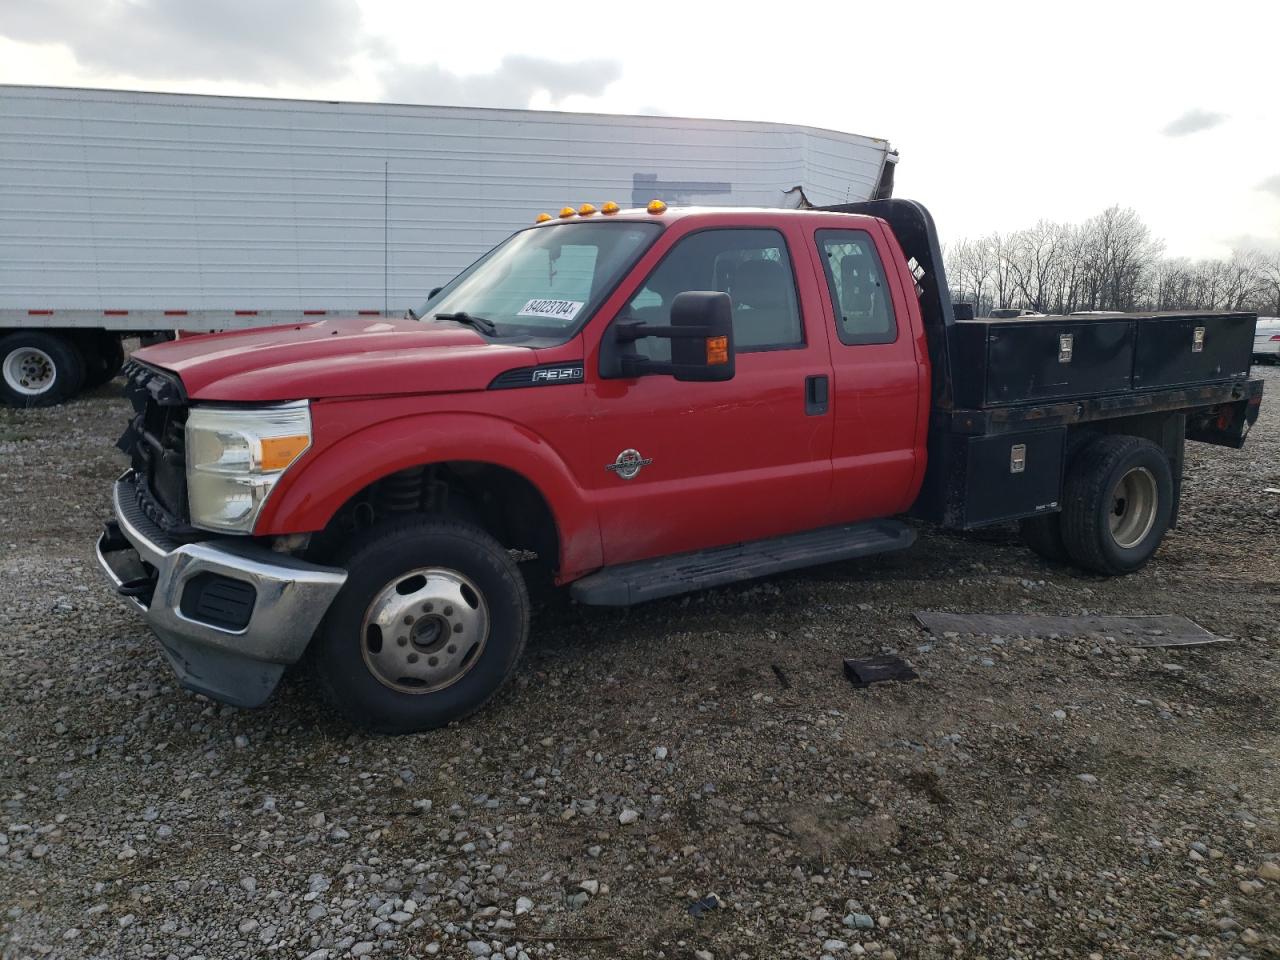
(808, 221, 927, 521)
(584, 222, 835, 566)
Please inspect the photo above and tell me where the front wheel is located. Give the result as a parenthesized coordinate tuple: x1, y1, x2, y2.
(1060, 435, 1173, 575)
(312, 518, 529, 733)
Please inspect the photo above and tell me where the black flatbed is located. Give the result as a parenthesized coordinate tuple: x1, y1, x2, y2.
(940, 376, 1264, 435)
(821, 198, 1265, 531)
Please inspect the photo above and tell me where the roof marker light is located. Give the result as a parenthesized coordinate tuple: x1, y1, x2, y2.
(559, 206, 577, 218)
(535, 212, 552, 223)
(601, 201, 620, 215)
(647, 199, 667, 215)
(579, 202, 597, 216)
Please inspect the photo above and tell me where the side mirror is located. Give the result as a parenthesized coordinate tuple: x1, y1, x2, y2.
(601, 291, 736, 382)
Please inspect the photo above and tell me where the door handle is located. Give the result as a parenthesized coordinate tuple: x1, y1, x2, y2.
(805, 374, 829, 416)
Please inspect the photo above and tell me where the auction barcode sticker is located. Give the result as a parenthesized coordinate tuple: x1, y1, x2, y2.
(517, 299, 584, 321)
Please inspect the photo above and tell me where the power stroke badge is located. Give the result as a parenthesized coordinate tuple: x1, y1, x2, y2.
(605, 448, 653, 480)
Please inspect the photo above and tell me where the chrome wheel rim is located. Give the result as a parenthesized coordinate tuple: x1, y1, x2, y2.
(361, 567, 489, 694)
(1109, 466, 1158, 549)
(3, 347, 56, 396)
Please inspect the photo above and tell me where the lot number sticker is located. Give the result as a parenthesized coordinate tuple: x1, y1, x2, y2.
(517, 299, 585, 321)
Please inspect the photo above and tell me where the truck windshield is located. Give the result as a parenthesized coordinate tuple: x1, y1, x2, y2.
(415, 221, 662, 339)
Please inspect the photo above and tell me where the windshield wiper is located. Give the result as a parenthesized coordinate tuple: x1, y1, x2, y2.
(434, 311, 498, 336)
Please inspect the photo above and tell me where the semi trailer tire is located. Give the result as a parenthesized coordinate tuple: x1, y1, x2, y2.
(0, 331, 86, 407)
(82, 333, 126, 389)
(312, 517, 530, 733)
(1061, 435, 1173, 575)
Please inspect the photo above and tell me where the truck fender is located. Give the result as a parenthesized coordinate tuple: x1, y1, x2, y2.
(254, 411, 603, 577)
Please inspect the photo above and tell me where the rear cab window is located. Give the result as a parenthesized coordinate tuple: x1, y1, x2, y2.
(816, 229, 898, 345)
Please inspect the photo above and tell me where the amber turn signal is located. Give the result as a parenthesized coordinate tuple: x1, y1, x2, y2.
(260, 434, 310, 471)
(705, 335, 729, 365)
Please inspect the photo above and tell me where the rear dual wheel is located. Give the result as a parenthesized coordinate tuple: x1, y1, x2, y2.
(1020, 434, 1173, 575)
(312, 518, 529, 733)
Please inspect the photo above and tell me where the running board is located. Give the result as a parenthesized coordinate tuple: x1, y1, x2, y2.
(570, 519, 916, 606)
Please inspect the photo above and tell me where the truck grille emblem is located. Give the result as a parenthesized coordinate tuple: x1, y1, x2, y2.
(606, 448, 652, 480)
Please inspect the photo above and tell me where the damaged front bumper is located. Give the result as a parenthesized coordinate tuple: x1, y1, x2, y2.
(96, 471, 347, 707)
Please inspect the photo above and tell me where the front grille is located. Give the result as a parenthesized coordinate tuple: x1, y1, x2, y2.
(118, 360, 197, 537)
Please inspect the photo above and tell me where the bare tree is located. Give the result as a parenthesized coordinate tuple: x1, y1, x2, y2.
(1005, 220, 1066, 312)
(946, 205, 1276, 317)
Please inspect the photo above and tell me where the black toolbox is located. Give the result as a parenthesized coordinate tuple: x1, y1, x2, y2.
(1132, 313, 1255, 388)
(950, 311, 1255, 407)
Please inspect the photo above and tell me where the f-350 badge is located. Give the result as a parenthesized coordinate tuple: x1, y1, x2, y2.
(606, 448, 652, 480)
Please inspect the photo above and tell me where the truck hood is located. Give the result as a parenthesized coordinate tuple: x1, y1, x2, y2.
(133, 316, 538, 402)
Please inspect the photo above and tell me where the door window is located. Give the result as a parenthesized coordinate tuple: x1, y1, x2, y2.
(816, 229, 898, 345)
(625, 229, 803, 359)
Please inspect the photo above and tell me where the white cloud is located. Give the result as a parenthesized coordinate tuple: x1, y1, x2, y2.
(1162, 109, 1229, 137)
(381, 55, 621, 109)
(0, 0, 365, 83)
(0, 0, 1277, 258)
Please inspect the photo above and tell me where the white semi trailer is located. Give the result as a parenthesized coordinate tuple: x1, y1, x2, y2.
(0, 84, 896, 405)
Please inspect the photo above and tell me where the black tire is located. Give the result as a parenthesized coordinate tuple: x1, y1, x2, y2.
(81, 334, 126, 389)
(312, 517, 530, 733)
(0, 331, 86, 407)
(1060, 435, 1173, 575)
(1019, 513, 1069, 563)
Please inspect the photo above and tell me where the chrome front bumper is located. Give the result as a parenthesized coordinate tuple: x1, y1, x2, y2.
(96, 471, 347, 707)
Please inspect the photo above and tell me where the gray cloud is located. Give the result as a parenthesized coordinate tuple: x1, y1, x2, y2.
(1161, 108, 1228, 137)
(0, 0, 363, 82)
(382, 55, 622, 109)
(1258, 174, 1280, 199)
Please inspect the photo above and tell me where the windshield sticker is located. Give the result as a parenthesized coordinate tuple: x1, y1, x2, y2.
(517, 299, 585, 322)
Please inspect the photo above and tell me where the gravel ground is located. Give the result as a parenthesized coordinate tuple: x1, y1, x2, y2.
(1, 367, 1277, 960)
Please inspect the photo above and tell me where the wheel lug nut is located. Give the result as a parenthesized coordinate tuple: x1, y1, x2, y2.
(407, 653, 419, 663)
(443, 605, 454, 616)
(403, 615, 413, 625)
(397, 637, 407, 646)
(453, 623, 463, 633)
(423, 603, 433, 612)
(428, 656, 438, 667)
(447, 644, 456, 654)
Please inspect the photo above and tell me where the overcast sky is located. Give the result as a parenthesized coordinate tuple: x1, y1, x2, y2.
(1, 0, 1276, 259)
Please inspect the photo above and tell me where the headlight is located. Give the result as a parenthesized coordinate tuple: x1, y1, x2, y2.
(185, 401, 312, 533)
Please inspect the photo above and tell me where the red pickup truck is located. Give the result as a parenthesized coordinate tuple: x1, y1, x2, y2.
(98, 199, 1264, 732)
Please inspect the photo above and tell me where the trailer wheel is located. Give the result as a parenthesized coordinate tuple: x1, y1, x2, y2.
(82, 334, 126, 389)
(0, 332, 86, 407)
(1061, 435, 1173, 575)
(311, 517, 530, 733)
(1019, 513, 1069, 563)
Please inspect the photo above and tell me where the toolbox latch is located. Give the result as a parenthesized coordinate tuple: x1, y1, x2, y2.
(1058, 333, 1073, 363)
(1010, 443, 1027, 474)
(1192, 326, 1205, 353)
